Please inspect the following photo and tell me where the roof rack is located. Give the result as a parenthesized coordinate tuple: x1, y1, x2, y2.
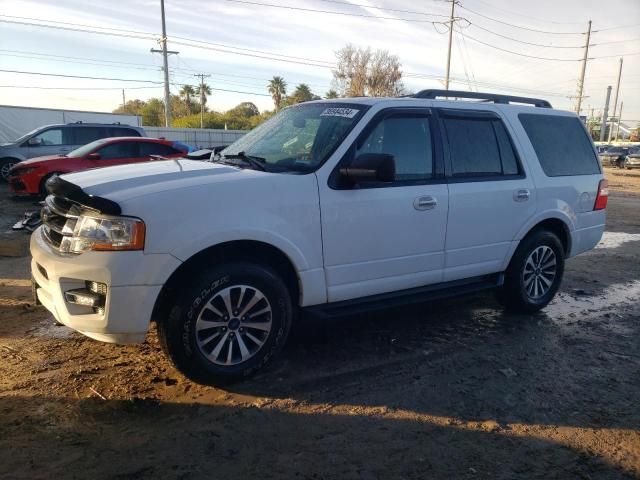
(410, 89, 552, 108)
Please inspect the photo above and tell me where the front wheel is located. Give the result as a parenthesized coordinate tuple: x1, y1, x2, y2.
(157, 262, 293, 385)
(500, 230, 565, 313)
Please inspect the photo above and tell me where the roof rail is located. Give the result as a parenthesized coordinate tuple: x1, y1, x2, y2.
(411, 89, 552, 108)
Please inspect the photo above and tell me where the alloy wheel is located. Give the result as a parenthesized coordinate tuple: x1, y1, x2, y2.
(195, 285, 273, 366)
(523, 245, 557, 300)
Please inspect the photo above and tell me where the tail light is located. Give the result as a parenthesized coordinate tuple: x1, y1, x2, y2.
(594, 179, 608, 210)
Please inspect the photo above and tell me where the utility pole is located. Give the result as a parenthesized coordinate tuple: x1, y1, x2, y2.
(147, 0, 174, 127)
(122, 89, 126, 109)
(194, 74, 211, 129)
(600, 85, 612, 142)
(607, 57, 623, 142)
(575, 20, 592, 116)
(615, 101, 624, 141)
(444, 0, 456, 90)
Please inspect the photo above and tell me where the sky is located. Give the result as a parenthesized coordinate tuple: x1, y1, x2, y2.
(0, 0, 638, 125)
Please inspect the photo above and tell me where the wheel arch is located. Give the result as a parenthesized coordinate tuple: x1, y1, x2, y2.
(152, 240, 302, 323)
(505, 215, 572, 270)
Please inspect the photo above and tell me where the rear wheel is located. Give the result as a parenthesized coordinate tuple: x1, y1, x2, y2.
(157, 262, 293, 385)
(500, 230, 565, 313)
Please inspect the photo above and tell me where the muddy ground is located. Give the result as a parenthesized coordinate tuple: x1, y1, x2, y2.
(0, 170, 639, 479)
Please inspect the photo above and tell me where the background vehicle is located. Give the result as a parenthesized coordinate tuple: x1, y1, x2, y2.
(599, 146, 629, 168)
(625, 146, 640, 169)
(0, 122, 145, 181)
(9, 137, 187, 196)
(31, 91, 606, 384)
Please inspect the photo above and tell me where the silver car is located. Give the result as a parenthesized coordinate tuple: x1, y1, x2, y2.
(0, 122, 146, 181)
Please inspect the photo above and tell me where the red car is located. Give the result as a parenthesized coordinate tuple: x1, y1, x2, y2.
(8, 137, 189, 196)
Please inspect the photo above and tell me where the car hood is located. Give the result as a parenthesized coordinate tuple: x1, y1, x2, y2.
(15, 155, 67, 167)
(62, 159, 256, 204)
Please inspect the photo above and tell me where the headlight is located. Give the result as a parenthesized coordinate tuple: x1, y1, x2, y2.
(59, 214, 145, 253)
(10, 167, 37, 176)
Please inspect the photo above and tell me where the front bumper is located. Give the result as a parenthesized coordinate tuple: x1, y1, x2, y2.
(30, 227, 181, 344)
(626, 159, 640, 168)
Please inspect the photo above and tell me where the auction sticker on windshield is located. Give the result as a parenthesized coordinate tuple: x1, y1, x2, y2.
(320, 107, 359, 118)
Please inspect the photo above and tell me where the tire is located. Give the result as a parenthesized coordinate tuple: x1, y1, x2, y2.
(39, 173, 61, 197)
(0, 158, 19, 182)
(157, 262, 293, 385)
(500, 230, 565, 314)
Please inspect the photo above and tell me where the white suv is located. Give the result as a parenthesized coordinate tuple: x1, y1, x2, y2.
(30, 90, 608, 384)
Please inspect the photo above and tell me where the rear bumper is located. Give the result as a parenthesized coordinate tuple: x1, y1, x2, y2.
(30, 227, 180, 344)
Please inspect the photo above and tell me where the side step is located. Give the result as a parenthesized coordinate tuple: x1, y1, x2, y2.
(304, 273, 503, 319)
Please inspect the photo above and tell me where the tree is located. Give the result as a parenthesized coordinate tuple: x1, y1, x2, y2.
(332, 44, 403, 97)
(268, 76, 287, 111)
(325, 89, 339, 99)
(227, 102, 260, 118)
(197, 83, 212, 110)
(291, 84, 314, 103)
(113, 99, 146, 116)
(179, 85, 196, 115)
(141, 99, 165, 126)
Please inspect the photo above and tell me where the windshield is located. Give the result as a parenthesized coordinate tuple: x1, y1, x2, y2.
(66, 139, 109, 157)
(222, 102, 367, 172)
(11, 127, 43, 144)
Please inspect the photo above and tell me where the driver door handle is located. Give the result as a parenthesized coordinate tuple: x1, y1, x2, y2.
(414, 195, 437, 211)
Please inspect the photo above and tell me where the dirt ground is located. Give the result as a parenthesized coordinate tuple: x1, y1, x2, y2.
(1, 175, 639, 479)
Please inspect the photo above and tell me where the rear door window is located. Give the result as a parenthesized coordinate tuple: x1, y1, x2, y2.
(73, 127, 104, 145)
(139, 142, 181, 156)
(111, 127, 141, 137)
(519, 114, 600, 176)
(97, 141, 140, 159)
(441, 113, 521, 178)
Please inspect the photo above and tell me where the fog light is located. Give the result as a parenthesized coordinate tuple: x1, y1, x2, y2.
(64, 289, 104, 308)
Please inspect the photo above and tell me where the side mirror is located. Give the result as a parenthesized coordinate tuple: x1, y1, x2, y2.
(27, 137, 42, 146)
(339, 153, 395, 185)
(87, 152, 101, 160)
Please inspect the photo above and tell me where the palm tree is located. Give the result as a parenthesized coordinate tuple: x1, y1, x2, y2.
(197, 83, 212, 110)
(292, 83, 313, 103)
(325, 89, 339, 99)
(268, 76, 287, 111)
(179, 85, 195, 115)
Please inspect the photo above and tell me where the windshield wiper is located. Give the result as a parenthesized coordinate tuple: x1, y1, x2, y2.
(221, 151, 267, 171)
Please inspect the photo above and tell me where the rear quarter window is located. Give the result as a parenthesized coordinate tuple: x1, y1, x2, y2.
(111, 127, 141, 137)
(519, 113, 600, 176)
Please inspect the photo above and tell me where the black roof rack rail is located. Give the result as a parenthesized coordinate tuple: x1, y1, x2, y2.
(410, 89, 552, 108)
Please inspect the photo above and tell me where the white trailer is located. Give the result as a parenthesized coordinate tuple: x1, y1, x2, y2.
(0, 105, 141, 143)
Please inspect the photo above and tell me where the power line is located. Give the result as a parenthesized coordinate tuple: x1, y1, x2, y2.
(457, 5, 586, 35)
(0, 69, 164, 83)
(0, 52, 163, 72)
(220, 0, 453, 25)
(596, 22, 640, 32)
(172, 36, 334, 66)
(468, 0, 585, 25)
(0, 85, 159, 90)
(0, 16, 155, 40)
(0, 14, 155, 36)
(171, 39, 334, 68)
(459, 33, 584, 61)
(593, 36, 640, 46)
(467, 22, 585, 48)
(316, 0, 452, 18)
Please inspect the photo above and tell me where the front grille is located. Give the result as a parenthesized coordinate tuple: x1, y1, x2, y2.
(41, 195, 82, 251)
